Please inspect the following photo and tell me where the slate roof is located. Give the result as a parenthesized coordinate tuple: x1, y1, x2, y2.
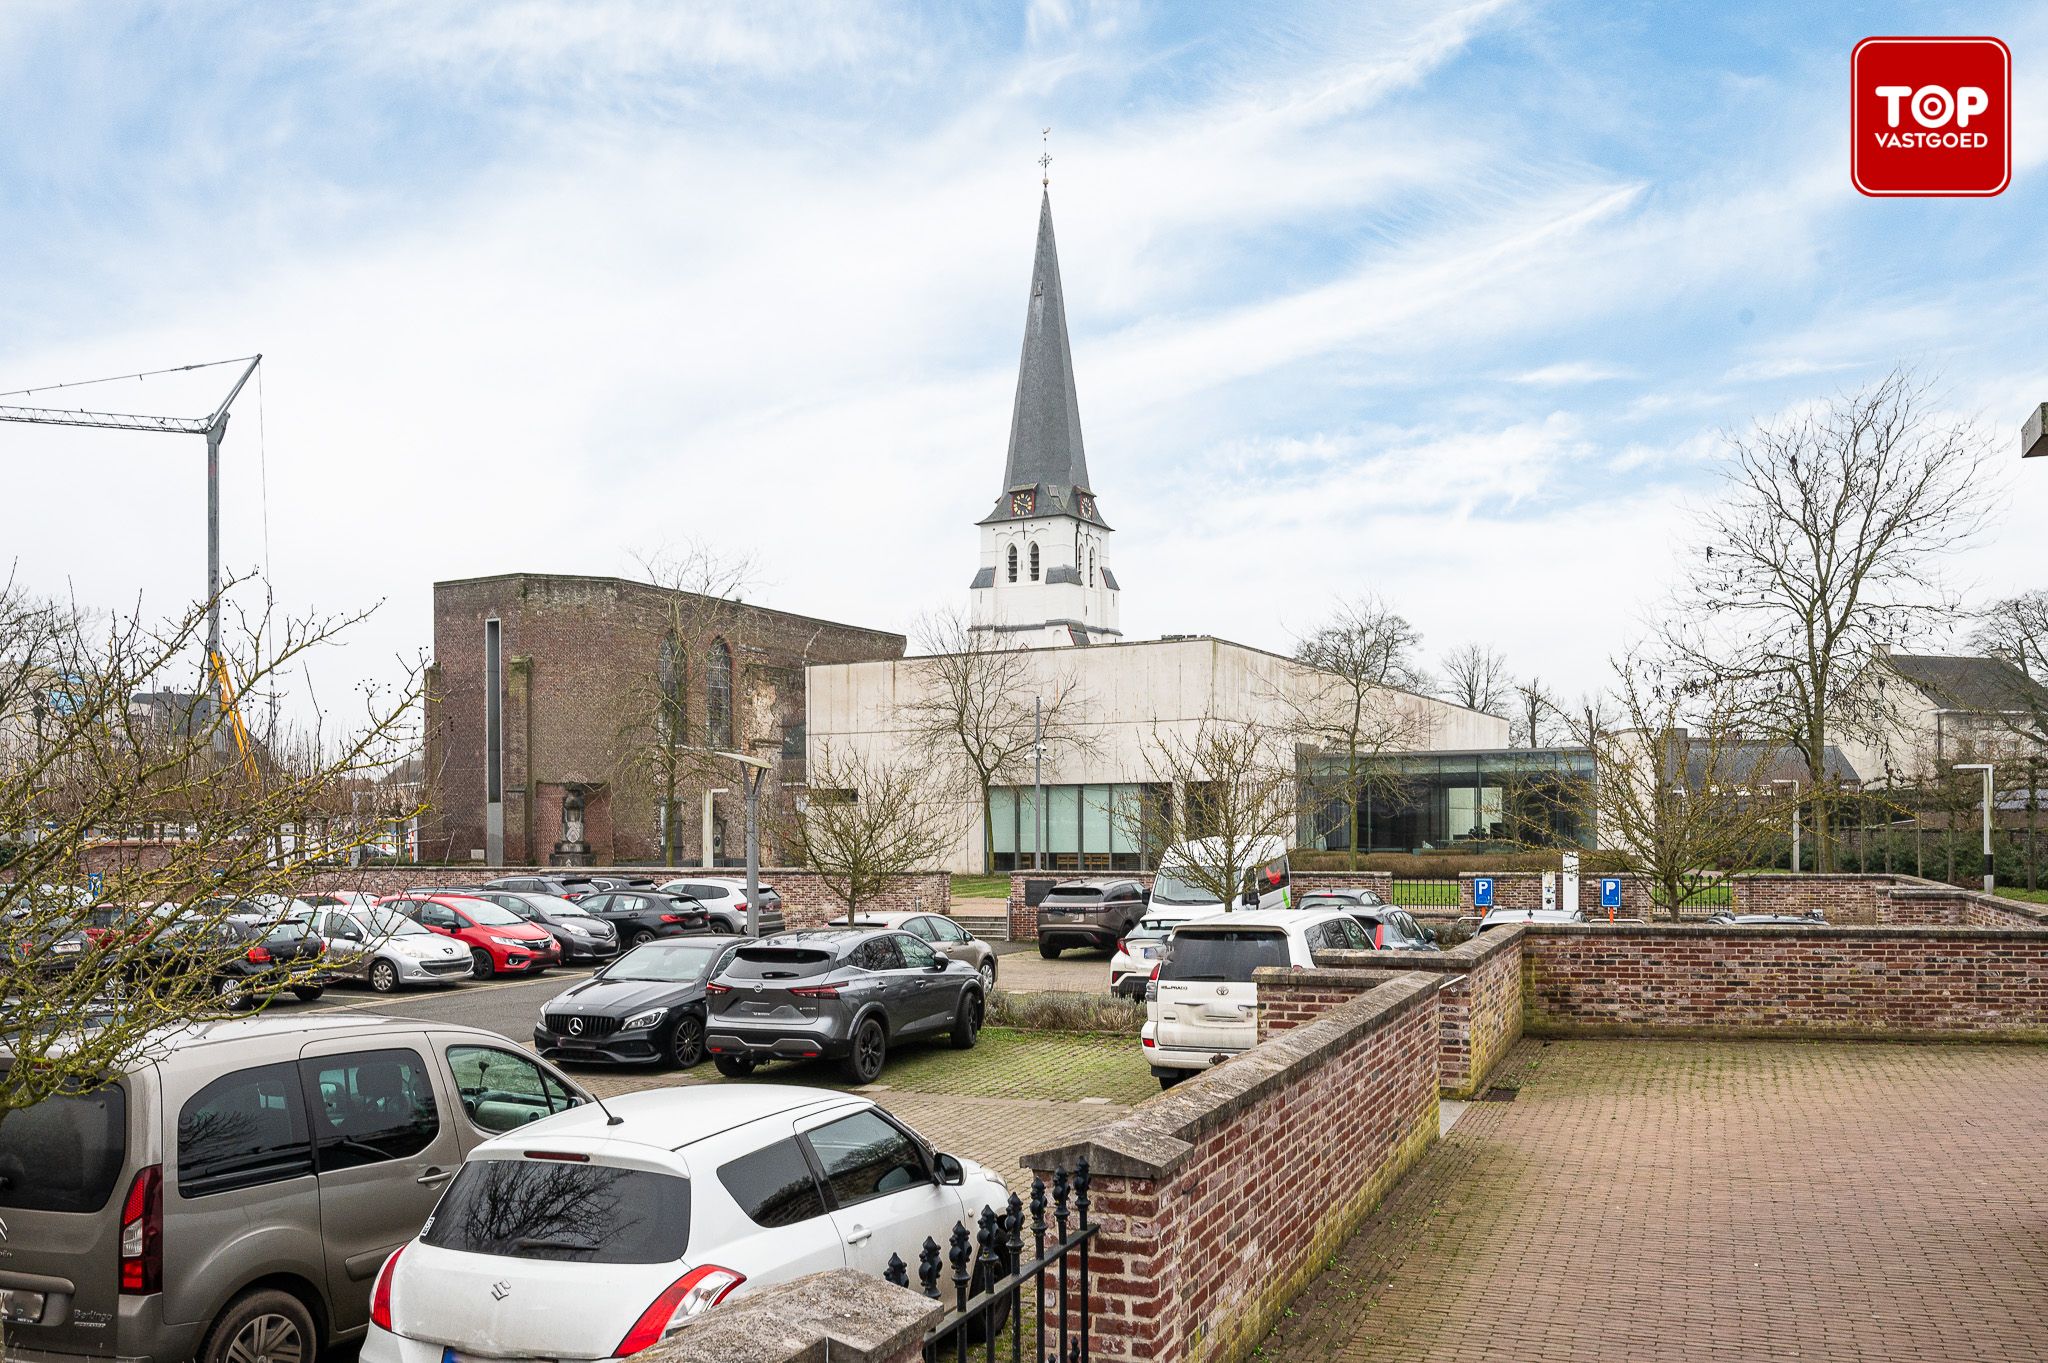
(1883, 652, 2048, 713)
(1665, 737, 1862, 788)
(982, 192, 1107, 529)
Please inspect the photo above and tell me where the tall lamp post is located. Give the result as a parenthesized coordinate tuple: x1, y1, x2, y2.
(1955, 762, 1995, 893)
(1771, 779, 1801, 873)
(691, 747, 775, 936)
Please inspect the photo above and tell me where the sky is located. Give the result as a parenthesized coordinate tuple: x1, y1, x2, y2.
(3, 0, 2045, 727)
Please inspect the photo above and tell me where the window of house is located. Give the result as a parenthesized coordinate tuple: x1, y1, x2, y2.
(707, 638, 734, 748)
(1029, 543, 1040, 580)
(658, 634, 686, 743)
(1089, 549, 1097, 587)
(1006, 545, 1018, 583)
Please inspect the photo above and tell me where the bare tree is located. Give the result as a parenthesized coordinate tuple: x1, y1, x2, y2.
(788, 746, 956, 918)
(612, 545, 760, 865)
(0, 581, 418, 1160)
(1968, 590, 2048, 851)
(1438, 643, 1511, 715)
(1510, 677, 1560, 748)
(899, 608, 1093, 873)
(1555, 656, 1794, 912)
(1283, 597, 1430, 867)
(1665, 371, 1993, 870)
(1119, 718, 1298, 909)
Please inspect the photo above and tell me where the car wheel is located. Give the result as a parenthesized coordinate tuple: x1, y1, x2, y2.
(630, 929, 656, 947)
(949, 991, 983, 1050)
(978, 957, 997, 991)
(470, 947, 495, 980)
(709, 916, 737, 934)
(291, 985, 324, 1002)
(713, 1054, 758, 1078)
(1158, 1071, 1188, 1091)
(201, 1289, 316, 1363)
(1038, 941, 1061, 959)
(665, 1013, 707, 1069)
(216, 976, 250, 1011)
(368, 959, 400, 993)
(841, 1017, 888, 1084)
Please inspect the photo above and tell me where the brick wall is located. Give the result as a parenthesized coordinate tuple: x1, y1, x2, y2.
(1020, 972, 1443, 1363)
(294, 865, 950, 929)
(1258, 927, 1526, 1098)
(1006, 869, 1396, 939)
(1729, 873, 1899, 924)
(1458, 870, 1654, 917)
(1521, 921, 2048, 1040)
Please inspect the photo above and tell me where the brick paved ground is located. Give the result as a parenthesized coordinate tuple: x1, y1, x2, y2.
(1261, 1038, 2048, 1363)
(991, 941, 1117, 994)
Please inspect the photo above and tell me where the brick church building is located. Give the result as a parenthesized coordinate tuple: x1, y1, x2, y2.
(422, 572, 902, 866)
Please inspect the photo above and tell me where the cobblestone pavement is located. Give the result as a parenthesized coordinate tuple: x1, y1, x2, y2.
(991, 940, 1116, 994)
(1261, 1038, 2048, 1363)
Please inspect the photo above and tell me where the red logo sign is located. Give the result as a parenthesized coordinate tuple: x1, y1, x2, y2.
(1852, 36, 2010, 196)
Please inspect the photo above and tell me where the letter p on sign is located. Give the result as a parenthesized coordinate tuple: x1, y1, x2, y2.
(1853, 36, 2010, 196)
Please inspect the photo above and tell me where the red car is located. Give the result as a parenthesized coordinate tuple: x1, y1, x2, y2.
(378, 892, 560, 978)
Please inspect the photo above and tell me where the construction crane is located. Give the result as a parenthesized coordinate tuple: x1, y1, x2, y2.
(0, 354, 265, 781)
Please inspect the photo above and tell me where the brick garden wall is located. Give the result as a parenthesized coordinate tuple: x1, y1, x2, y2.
(293, 865, 950, 930)
(1258, 927, 1526, 1098)
(1729, 873, 1899, 924)
(1521, 921, 2048, 1040)
(1006, 869, 1397, 939)
(1020, 972, 1443, 1363)
(1457, 870, 1655, 917)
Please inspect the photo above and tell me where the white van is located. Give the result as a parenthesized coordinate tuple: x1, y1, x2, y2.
(1141, 907, 1368, 1088)
(1145, 835, 1294, 928)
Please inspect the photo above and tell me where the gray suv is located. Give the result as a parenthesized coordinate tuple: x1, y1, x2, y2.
(0, 1014, 591, 1363)
(703, 928, 984, 1083)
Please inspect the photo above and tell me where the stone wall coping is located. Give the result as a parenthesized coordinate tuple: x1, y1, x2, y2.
(1017, 971, 1443, 1181)
(1521, 920, 2048, 941)
(1293, 923, 1524, 977)
(639, 1269, 940, 1363)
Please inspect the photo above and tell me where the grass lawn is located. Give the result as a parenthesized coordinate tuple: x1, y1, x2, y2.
(682, 1027, 1155, 1105)
(1997, 886, 2048, 905)
(952, 872, 1011, 900)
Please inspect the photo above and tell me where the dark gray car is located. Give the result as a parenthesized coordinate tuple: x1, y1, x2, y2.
(1296, 890, 1441, 950)
(703, 928, 984, 1084)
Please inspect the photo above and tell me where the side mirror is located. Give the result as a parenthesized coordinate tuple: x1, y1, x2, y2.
(929, 958, 949, 971)
(934, 1153, 965, 1186)
(339, 928, 364, 942)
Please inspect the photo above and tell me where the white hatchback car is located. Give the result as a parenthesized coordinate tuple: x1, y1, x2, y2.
(363, 1087, 1009, 1362)
(1142, 907, 1370, 1088)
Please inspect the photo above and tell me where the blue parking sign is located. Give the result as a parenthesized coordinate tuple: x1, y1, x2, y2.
(1473, 877, 1495, 909)
(87, 871, 103, 896)
(1600, 877, 1622, 910)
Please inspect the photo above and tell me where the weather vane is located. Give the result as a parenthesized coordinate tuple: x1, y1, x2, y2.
(1039, 127, 1052, 187)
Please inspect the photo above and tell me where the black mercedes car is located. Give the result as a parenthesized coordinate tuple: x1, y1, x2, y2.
(533, 935, 746, 1068)
(704, 927, 985, 1084)
(463, 889, 622, 963)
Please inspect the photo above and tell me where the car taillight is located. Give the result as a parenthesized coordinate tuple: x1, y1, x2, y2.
(245, 945, 272, 964)
(1115, 939, 1128, 956)
(704, 982, 730, 995)
(119, 1165, 162, 1294)
(370, 1244, 404, 1331)
(1149, 962, 1162, 980)
(1374, 923, 1385, 949)
(790, 985, 841, 998)
(659, 914, 683, 924)
(615, 1265, 747, 1354)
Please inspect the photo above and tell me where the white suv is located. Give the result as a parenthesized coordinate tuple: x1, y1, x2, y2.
(1141, 908, 1369, 1089)
(363, 1087, 1009, 1363)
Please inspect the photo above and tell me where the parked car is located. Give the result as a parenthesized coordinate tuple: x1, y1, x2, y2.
(463, 889, 622, 964)
(1295, 890, 1441, 950)
(1033, 878, 1149, 959)
(704, 928, 985, 1083)
(1142, 908, 1369, 1089)
(302, 890, 385, 914)
(1148, 836, 1294, 918)
(381, 893, 560, 978)
(1705, 910, 1829, 925)
(2, 910, 93, 978)
(360, 1086, 1009, 1363)
(0, 1013, 593, 1363)
(135, 911, 332, 1008)
(283, 904, 475, 992)
(574, 888, 717, 946)
(1475, 907, 1586, 931)
(825, 912, 998, 990)
(534, 935, 747, 1069)
(655, 877, 789, 934)
(1107, 915, 1184, 999)
(483, 874, 601, 900)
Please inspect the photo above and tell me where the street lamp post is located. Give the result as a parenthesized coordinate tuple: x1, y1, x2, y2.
(689, 748, 775, 936)
(1771, 779, 1801, 873)
(1955, 763, 1995, 893)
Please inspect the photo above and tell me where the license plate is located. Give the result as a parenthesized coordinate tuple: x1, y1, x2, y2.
(445, 1350, 551, 1363)
(0, 1288, 45, 1324)
(1139, 947, 1159, 958)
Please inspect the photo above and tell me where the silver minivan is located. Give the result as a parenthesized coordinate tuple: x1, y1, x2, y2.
(0, 1014, 592, 1363)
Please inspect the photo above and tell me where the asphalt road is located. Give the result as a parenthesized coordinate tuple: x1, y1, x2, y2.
(295, 964, 598, 1042)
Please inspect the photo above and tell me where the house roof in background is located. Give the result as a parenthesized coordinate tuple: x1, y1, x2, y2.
(1883, 652, 2048, 713)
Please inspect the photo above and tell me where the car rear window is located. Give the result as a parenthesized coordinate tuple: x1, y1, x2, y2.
(1049, 885, 1103, 900)
(1160, 929, 1291, 982)
(726, 947, 834, 980)
(422, 1159, 690, 1263)
(0, 1080, 129, 1213)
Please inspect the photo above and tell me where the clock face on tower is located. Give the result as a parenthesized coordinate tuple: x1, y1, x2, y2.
(1078, 493, 1096, 519)
(1010, 490, 1035, 516)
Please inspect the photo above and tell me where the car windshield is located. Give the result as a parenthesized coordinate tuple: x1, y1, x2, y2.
(1149, 868, 1223, 907)
(1160, 929, 1291, 982)
(527, 895, 596, 920)
(605, 942, 725, 982)
(421, 1160, 691, 1263)
(451, 899, 523, 926)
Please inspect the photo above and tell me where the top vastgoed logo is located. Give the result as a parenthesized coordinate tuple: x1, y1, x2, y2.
(1852, 36, 2011, 197)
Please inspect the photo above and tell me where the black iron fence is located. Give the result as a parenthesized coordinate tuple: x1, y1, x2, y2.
(882, 1160, 1098, 1363)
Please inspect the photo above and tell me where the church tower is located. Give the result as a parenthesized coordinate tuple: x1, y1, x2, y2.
(968, 191, 1121, 648)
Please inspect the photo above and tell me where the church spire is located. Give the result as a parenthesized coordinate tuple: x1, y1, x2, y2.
(985, 189, 1101, 526)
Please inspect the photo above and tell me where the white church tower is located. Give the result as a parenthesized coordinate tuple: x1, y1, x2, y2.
(968, 191, 1122, 648)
